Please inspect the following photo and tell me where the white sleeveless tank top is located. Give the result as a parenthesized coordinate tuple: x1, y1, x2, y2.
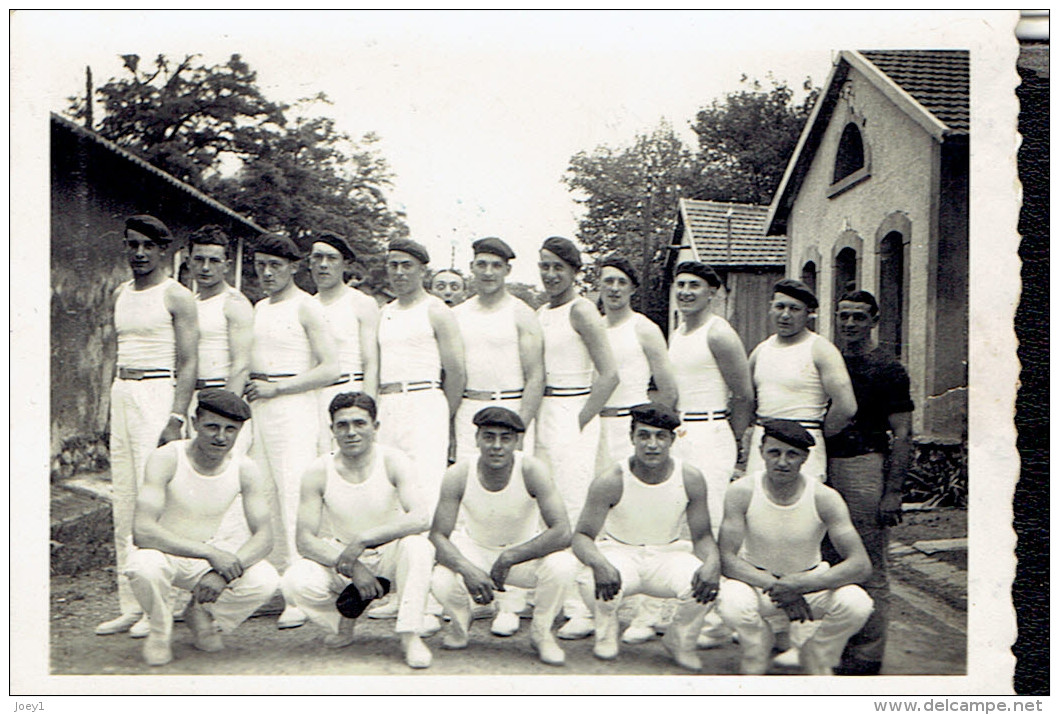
(455, 295, 524, 391)
(251, 289, 316, 374)
(321, 447, 405, 545)
(197, 288, 239, 380)
(538, 298, 594, 388)
(669, 314, 730, 412)
(158, 440, 241, 541)
(317, 288, 366, 377)
(605, 458, 687, 546)
(379, 295, 442, 383)
(743, 471, 825, 575)
(115, 278, 176, 369)
(753, 333, 828, 421)
(461, 453, 538, 548)
(605, 313, 652, 408)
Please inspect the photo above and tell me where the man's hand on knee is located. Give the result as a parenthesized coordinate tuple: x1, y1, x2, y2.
(193, 570, 228, 603)
(592, 561, 621, 601)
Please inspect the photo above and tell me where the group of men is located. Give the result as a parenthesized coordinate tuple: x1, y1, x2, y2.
(98, 213, 914, 676)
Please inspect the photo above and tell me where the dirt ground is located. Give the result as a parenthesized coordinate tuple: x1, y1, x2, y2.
(892, 508, 968, 570)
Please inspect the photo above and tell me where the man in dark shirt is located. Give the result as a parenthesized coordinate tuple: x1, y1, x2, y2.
(826, 290, 914, 675)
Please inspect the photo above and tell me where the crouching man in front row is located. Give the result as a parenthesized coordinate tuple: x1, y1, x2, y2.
(717, 418, 873, 675)
(281, 392, 435, 669)
(572, 402, 720, 672)
(430, 406, 578, 666)
(127, 389, 280, 666)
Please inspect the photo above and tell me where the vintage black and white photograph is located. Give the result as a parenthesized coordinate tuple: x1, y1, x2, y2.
(12, 9, 1023, 697)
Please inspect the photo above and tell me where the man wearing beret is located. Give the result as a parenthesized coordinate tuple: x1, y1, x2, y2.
(572, 402, 720, 671)
(308, 232, 380, 455)
(377, 238, 466, 504)
(97, 215, 200, 638)
(430, 406, 578, 666)
(535, 236, 619, 639)
(281, 392, 436, 668)
(716, 419, 873, 674)
(246, 233, 340, 628)
(430, 268, 468, 307)
(452, 237, 545, 635)
(667, 260, 753, 649)
(595, 255, 679, 645)
(125, 389, 279, 666)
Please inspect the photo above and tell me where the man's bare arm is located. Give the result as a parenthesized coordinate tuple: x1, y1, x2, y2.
(355, 293, 380, 399)
(234, 458, 275, 567)
(497, 456, 570, 567)
(709, 321, 754, 438)
(570, 466, 623, 601)
(514, 302, 545, 428)
(430, 301, 466, 418)
(814, 338, 857, 437)
(570, 300, 618, 429)
(293, 460, 340, 567)
(717, 479, 776, 590)
(341, 450, 432, 562)
(881, 411, 913, 524)
(223, 292, 254, 396)
(162, 284, 199, 444)
(637, 318, 679, 409)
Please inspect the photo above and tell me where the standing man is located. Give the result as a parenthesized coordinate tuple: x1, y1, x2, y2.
(452, 237, 545, 636)
(717, 419, 873, 675)
(827, 290, 914, 675)
(572, 403, 720, 671)
(430, 268, 468, 307)
(281, 392, 435, 668)
(97, 215, 199, 638)
(430, 407, 578, 666)
(535, 236, 619, 640)
(246, 233, 340, 628)
(125, 389, 279, 666)
(377, 238, 466, 504)
(308, 232, 380, 454)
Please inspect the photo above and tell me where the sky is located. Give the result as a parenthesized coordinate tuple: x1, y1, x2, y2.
(16, 9, 1005, 283)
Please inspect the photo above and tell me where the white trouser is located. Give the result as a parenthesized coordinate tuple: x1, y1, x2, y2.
(672, 418, 737, 536)
(377, 388, 450, 509)
(109, 377, 175, 616)
(281, 535, 435, 635)
(746, 424, 827, 483)
(431, 532, 578, 638)
(454, 396, 536, 465)
(125, 545, 279, 641)
(316, 379, 364, 456)
(249, 389, 320, 572)
(578, 540, 712, 653)
(718, 576, 873, 674)
(189, 387, 254, 546)
(596, 413, 631, 476)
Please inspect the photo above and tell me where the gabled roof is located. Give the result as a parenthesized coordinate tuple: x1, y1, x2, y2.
(674, 199, 785, 267)
(51, 112, 266, 235)
(766, 49, 970, 235)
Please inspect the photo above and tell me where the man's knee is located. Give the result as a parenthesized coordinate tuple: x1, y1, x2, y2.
(124, 549, 170, 581)
(538, 550, 579, 583)
(717, 579, 760, 625)
(833, 584, 874, 624)
(238, 561, 281, 597)
(397, 533, 436, 567)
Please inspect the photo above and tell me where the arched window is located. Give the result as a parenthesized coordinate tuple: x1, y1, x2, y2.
(834, 123, 865, 182)
(833, 247, 857, 307)
(800, 261, 818, 295)
(878, 231, 905, 358)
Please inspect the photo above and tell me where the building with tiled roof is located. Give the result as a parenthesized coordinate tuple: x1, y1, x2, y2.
(766, 50, 969, 440)
(665, 199, 787, 356)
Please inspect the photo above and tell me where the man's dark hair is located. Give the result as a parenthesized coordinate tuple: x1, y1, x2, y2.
(188, 225, 231, 256)
(838, 289, 879, 317)
(329, 391, 378, 421)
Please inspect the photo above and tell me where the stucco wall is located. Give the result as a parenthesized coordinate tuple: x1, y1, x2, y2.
(784, 69, 960, 438)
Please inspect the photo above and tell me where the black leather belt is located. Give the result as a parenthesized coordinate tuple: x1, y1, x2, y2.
(684, 410, 730, 422)
(543, 386, 591, 397)
(118, 367, 174, 381)
(463, 388, 523, 401)
(379, 380, 440, 394)
(195, 378, 227, 390)
(756, 417, 823, 429)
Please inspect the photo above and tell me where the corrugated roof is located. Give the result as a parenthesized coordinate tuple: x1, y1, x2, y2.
(51, 112, 266, 234)
(680, 199, 786, 267)
(859, 50, 969, 134)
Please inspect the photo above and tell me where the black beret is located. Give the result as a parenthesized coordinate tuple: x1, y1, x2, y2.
(388, 238, 430, 264)
(254, 233, 303, 262)
(472, 406, 526, 433)
(629, 402, 681, 432)
(311, 232, 356, 263)
(674, 261, 721, 288)
(540, 236, 581, 269)
(472, 236, 516, 261)
(124, 215, 172, 245)
(773, 278, 819, 311)
(760, 418, 816, 451)
(335, 577, 391, 619)
(196, 389, 252, 422)
(599, 255, 640, 287)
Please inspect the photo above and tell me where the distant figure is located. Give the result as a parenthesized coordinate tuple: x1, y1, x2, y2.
(717, 419, 873, 675)
(126, 389, 278, 666)
(430, 268, 468, 307)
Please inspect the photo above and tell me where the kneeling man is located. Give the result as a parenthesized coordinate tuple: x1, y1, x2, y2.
(430, 406, 577, 666)
(717, 419, 873, 675)
(572, 403, 719, 671)
(281, 392, 435, 669)
(126, 389, 279, 666)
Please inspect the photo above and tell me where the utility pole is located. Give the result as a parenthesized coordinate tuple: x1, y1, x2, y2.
(84, 66, 93, 129)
